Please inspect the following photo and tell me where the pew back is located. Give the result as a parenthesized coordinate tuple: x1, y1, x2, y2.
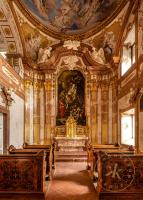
(96, 153, 143, 200)
(0, 152, 45, 199)
(8, 144, 53, 180)
(22, 143, 54, 179)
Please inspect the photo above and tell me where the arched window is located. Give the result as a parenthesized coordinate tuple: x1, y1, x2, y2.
(121, 24, 135, 76)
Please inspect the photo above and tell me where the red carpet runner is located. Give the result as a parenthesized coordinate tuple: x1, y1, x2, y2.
(45, 161, 98, 200)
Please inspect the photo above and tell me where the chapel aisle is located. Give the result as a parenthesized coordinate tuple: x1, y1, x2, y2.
(45, 161, 98, 200)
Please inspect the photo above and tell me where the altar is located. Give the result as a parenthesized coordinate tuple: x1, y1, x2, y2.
(54, 116, 88, 151)
(54, 136, 88, 152)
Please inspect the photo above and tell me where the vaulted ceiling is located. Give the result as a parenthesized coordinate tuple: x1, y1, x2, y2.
(17, 0, 126, 37)
(0, 0, 137, 71)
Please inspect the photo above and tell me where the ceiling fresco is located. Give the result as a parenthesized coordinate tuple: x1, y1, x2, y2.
(20, 0, 124, 35)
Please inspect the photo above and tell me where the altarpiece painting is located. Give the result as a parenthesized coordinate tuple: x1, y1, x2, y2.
(56, 70, 86, 126)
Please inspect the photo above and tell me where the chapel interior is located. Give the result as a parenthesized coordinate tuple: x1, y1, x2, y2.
(0, 0, 143, 199)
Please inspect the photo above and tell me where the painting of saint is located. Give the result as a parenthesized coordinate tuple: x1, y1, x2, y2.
(22, 0, 123, 34)
(56, 70, 86, 126)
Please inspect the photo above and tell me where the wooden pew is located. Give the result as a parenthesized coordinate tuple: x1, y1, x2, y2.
(95, 152, 143, 200)
(23, 143, 55, 179)
(89, 144, 134, 181)
(0, 151, 46, 200)
(8, 144, 54, 181)
(87, 144, 120, 173)
(23, 143, 55, 168)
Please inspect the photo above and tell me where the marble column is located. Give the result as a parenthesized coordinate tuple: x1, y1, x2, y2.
(112, 57, 120, 144)
(86, 75, 91, 141)
(112, 82, 118, 143)
(97, 85, 102, 144)
(40, 82, 45, 144)
(24, 79, 33, 144)
(33, 81, 41, 144)
(101, 84, 109, 144)
(108, 85, 113, 144)
(90, 81, 98, 144)
(44, 79, 52, 143)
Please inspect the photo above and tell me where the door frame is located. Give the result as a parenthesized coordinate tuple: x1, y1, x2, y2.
(0, 106, 9, 153)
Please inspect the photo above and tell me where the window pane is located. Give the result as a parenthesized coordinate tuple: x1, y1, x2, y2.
(121, 109, 135, 146)
(121, 24, 135, 76)
(121, 46, 131, 75)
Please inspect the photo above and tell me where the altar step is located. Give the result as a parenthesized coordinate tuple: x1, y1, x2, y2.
(55, 151, 87, 162)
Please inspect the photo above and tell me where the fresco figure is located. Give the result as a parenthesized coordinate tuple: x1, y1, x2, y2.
(25, 32, 40, 60)
(23, 0, 119, 33)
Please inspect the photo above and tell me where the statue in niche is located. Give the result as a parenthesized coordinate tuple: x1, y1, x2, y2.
(66, 115, 76, 138)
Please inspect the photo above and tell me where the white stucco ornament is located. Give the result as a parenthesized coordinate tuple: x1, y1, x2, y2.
(37, 46, 52, 64)
(63, 56, 79, 70)
(90, 47, 106, 64)
(63, 40, 80, 50)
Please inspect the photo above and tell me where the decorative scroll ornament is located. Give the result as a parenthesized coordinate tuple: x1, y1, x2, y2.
(63, 56, 79, 70)
(63, 40, 80, 50)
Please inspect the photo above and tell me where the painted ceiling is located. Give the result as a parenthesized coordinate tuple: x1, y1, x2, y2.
(20, 0, 125, 35)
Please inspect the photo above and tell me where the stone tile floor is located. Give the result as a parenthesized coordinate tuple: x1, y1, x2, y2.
(45, 161, 98, 200)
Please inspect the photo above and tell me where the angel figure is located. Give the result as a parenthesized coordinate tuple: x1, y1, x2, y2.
(37, 47, 52, 64)
(91, 47, 106, 64)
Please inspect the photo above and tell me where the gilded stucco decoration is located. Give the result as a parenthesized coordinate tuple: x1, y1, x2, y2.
(56, 55, 86, 73)
(63, 56, 79, 70)
(63, 40, 80, 50)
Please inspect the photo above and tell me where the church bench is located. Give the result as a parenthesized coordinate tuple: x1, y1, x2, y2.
(8, 144, 53, 180)
(23, 143, 55, 179)
(0, 152, 46, 200)
(96, 152, 143, 200)
(88, 144, 134, 175)
(87, 144, 120, 172)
